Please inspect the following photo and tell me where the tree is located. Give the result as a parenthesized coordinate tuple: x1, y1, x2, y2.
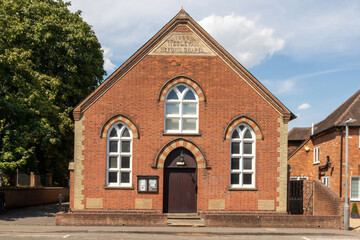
(0, 0, 105, 185)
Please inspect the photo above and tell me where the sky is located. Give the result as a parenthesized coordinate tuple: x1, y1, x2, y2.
(69, 0, 360, 131)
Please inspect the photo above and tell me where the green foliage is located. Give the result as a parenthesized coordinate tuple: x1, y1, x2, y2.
(351, 203, 359, 214)
(0, 0, 105, 184)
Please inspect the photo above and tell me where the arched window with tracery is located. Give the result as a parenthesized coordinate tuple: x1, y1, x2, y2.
(106, 122, 132, 187)
(230, 123, 256, 188)
(164, 84, 198, 133)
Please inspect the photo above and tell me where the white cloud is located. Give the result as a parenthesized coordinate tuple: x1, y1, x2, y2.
(102, 47, 116, 73)
(68, 0, 360, 67)
(261, 79, 295, 95)
(298, 103, 311, 110)
(199, 14, 284, 68)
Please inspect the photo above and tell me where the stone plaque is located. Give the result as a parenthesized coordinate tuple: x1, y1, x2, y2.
(208, 199, 225, 210)
(135, 198, 152, 209)
(149, 32, 215, 56)
(86, 198, 103, 209)
(258, 200, 274, 211)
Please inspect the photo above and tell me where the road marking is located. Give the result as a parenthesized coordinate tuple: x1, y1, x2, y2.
(63, 235, 70, 238)
(303, 237, 310, 240)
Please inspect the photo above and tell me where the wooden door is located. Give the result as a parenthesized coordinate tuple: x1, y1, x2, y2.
(163, 148, 197, 213)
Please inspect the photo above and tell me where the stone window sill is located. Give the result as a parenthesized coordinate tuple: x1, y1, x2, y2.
(163, 132, 201, 136)
(228, 187, 258, 191)
(104, 186, 134, 190)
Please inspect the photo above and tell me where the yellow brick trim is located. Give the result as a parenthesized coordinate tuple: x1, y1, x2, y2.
(224, 116, 264, 140)
(158, 76, 206, 102)
(155, 138, 207, 169)
(101, 114, 139, 139)
(276, 117, 288, 212)
(74, 117, 85, 210)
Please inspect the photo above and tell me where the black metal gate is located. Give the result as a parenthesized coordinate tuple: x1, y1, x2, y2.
(288, 180, 303, 214)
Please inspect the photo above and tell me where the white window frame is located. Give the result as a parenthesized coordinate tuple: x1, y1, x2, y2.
(106, 122, 132, 187)
(358, 129, 360, 148)
(313, 146, 320, 164)
(229, 123, 256, 189)
(351, 176, 360, 201)
(322, 176, 330, 187)
(164, 84, 199, 133)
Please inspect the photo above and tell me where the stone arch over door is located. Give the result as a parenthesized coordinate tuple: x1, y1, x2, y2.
(153, 138, 209, 169)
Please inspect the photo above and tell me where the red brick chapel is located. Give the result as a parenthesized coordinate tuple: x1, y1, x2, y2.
(68, 9, 294, 215)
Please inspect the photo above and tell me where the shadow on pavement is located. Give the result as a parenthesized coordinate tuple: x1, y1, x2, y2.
(0, 203, 69, 223)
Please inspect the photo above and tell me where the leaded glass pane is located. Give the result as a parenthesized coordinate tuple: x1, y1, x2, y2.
(166, 119, 179, 130)
(117, 124, 123, 129)
(351, 177, 360, 199)
(166, 103, 179, 114)
(121, 141, 130, 153)
(184, 90, 196, 100)
(110, 128, 117, 137)
(122, 128, 130, 137)
(231, 174, 239, 185)
(244, 142, 252, 154)
(177, 85, 186, 93)
(121, 157, 130, 169)
(231, 130, 239, 139)
(183, 103, 197, 115)
(182, 118, 196, 130)
(167, 90, 178, 100)
(109, 141, 118, 153)
(121, 172, 130, 183)
(231, 142, 240, 154)
(243, 158, 252, 170)
(231, 158, 240, 170)
(243, 174, 252, 185)
(244, 129, 252, 139)
(109, 172, 117, 183)
(239, 125, 244, 131)
(109, 157, 117, 168)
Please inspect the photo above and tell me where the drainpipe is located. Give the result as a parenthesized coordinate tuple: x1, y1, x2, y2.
(340, 127, 344, 198)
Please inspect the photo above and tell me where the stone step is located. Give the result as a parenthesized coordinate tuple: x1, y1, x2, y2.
(167, 213, 200, 219)
(167, 218, 205, 227)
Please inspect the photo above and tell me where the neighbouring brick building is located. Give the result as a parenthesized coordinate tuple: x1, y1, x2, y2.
(288, 89, 360, 207)
(69, 9, 295, 216)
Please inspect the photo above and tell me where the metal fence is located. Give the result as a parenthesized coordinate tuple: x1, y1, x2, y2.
(16, 170, 52, 187)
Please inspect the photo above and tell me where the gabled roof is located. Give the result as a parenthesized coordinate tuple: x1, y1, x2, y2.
(73, 9, 295, 121)
(288, 127, 311, 141)
(313, 89, 360, 136)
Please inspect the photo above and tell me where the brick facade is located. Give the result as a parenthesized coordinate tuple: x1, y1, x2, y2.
(289, 126, 360, 210)
(70, 10, 293, 214)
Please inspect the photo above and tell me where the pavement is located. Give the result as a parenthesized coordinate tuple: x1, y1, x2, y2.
(0, 203, 359, 238)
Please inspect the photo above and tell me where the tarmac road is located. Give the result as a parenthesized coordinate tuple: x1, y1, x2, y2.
(0, 203, 359, 240)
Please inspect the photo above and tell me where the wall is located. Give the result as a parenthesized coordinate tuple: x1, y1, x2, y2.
(204, 214, 342, 229)
(56, 211, 167, 226)
(1, 187, 69, 209)
(313, 180, 343, 216)
(74, 25, 286, 212)
(289, 127, 360, 204)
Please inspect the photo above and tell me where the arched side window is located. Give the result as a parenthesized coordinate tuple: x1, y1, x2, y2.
(230, 123, 255, 188)
(164, 84, 199, 133)
(106, 122, 132, 187)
